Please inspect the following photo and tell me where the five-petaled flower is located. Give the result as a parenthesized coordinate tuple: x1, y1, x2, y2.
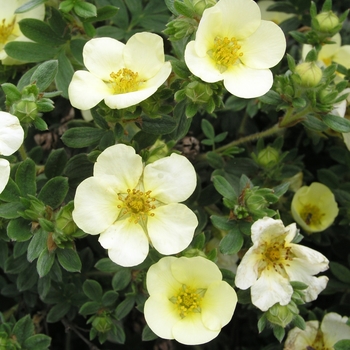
(144, 256, 237, 345)
(0, 0, 45, 64)
(284, 312, 350, 350)
(72, 144, 198, 267)
(235, 217, 329, 311)
(0, 111, 24, 193)
(68, 32, 172, 110)
(184, 0, 286, 98)
(291, 182, 339, 233)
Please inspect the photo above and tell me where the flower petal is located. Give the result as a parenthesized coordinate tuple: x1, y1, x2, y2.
(234, 248, 260, 289)
(146, 256, 181, 296)
(83, 37, 125, 80)
(147, 203, 197, 255)
(172, 313, 220, 345)
(99, 219, 149, 267)
(143, 152, 197, 203)
(68, 70, 111, 110)
(201, 281, 237, 331)
(321, 312, 350, 347)
(170, 256, 222, 288)
(284, 320, 319, 350)
(240, 20, 286, 69)
(251, 268, 293, 311)
(223, 65, 273, 98)
(0, 112, 24, 156)
(93, 144, 143, 190)
(144, 294, 179, 340)
(72, 177, 120, 235)
(250, 217, 288, 244)
(0, 158, 10, 194)
(333, 45, 350, 69)
(123, 32, 166, 79)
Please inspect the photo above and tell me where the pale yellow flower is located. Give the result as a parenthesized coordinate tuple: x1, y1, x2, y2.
(68, 32, 172, 110)
(144, 256, 237, 345)
(291, 182, 339, 233)
(258, 1, 294, 24)
(184, 0, 286, 98)
(235, 217, 329, 311)
(73, 144, 198, 267)
(284, 312, 350, 350)
(0, 111, 24, 193)
(0, 0, 45, 64)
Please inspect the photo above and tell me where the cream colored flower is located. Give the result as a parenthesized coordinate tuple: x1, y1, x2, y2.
(284, 312, 350, 350)
(68, 32, 172, 110)
(184, 0, 286, 98)
(291, 182, 339, 233)
(0, 111, 24, 193)
(72, 144, 198, 267)
(144, 256, 237, 345)
(302, 33, 350, 71)
(235, 217, 329, 311)
(258, 1, 294, 24)
(0, 0, 45, 64)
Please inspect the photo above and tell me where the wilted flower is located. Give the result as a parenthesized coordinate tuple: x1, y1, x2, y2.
(235, 217, 329, 311)
(284, 312, 350, 350)
(0, 0, 45, 64)
(68, 32, 172, 110)
(258, 1, 294, 24)
(73, 144, 198, 267)
(0, 111, 24, 193)
(291, 182, 339, 233)
(144, 256, 237, 345)
(184, 0, 286, 98)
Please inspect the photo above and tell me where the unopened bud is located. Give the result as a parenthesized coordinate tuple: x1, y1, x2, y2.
(266, 303, 294, 328)
(315, 11, 339, 33)
(192, 0, 216, 15)
(256, 146, 280, 168)
(295, 62, 322, 87)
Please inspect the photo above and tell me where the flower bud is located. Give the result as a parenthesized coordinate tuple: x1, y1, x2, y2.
(147, 140, 169, 163)
(14, 100, 38, 122)
(256, 146, 280, 168)
(295, 62, 322, 87)
(185, 81, 213, 104)
(92, 315, 113, 333)
(192, 0, 216, 15)
(315, 11, 340, 33)
(266, 303, 294, 328)
(55, 202, 79, 236)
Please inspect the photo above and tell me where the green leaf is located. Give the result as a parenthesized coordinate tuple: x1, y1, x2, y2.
(112, 269, 132, 291)
(323, 113, 350, 133)
(102, 291, 119, 306)
(70, 39, 86, 65)
(1, 82, 21, 102)
(139, 115, 177, 135)
(38, 176, 68, 209)
(18, 19, 66, 46)
(30, 60, 58, 92)
(79, 301, 101, 316)
(46, 302, 71, 323)
(5, 41, 55, 62)
(292, 315, 306, 330)
(56, 50, 74, 99)
(23, 334, 51, 350)
(95, 258, 122, 273)
(0, 178, 21, 202)
(62, 127, 107, 148)
(257, 313, 267, 333)
(0, 202, 25, 219)
(7, 218, 32, 242)
(83, 280, 103, 302)
(212, 175, 237, 201)
(74, 1, 97, 18)
(15, 0, 46, 13)
(201, 119, 215, 139)
(27, 230, 49, 262)
(85, 5, 119, 22)
(142, 324, 158, 341)
(37, 248, 55, 277)
(4, 254, 29, 274)
(15, 158, 37, 197)
(17, 262, 38, 291)
(115, 296, 135, 320)
(334, 339, 350, 350)
(45, 149, 68, 179)
(12, 315, 34, 345)
(272, 324, 285, 343)
(330, 262, 350, 284)
(56, 248, 82, 272)
(210, 215, 235, 231)
(219, 228, 243, 255)
(206, 151, 224, 169)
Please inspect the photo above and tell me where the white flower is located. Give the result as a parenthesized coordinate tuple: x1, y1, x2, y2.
(144, 256, 237, 345)
(235, 217, 329, 311)
(0, 0, 45, 64)
(284, 312, 350, 350)
(68, 32, 172, 110)
(258, 1, 294, 25)
(72, 144, 198, 267)
(184, 0, 286, 98)
(0, 111, 24, 193)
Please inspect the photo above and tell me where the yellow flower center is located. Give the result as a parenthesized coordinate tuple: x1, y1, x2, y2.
(259, 236, 294, 277)
(308, 328, 330, 350)
(207, 36, 243, 73)
(118, 189, 156, 224)
(0, 18, 16, 44)
(109, 68, 144, 94)
(322, 57, 332, 66)
(300, 204, 325, 228)
(170, 285, 206, 319)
